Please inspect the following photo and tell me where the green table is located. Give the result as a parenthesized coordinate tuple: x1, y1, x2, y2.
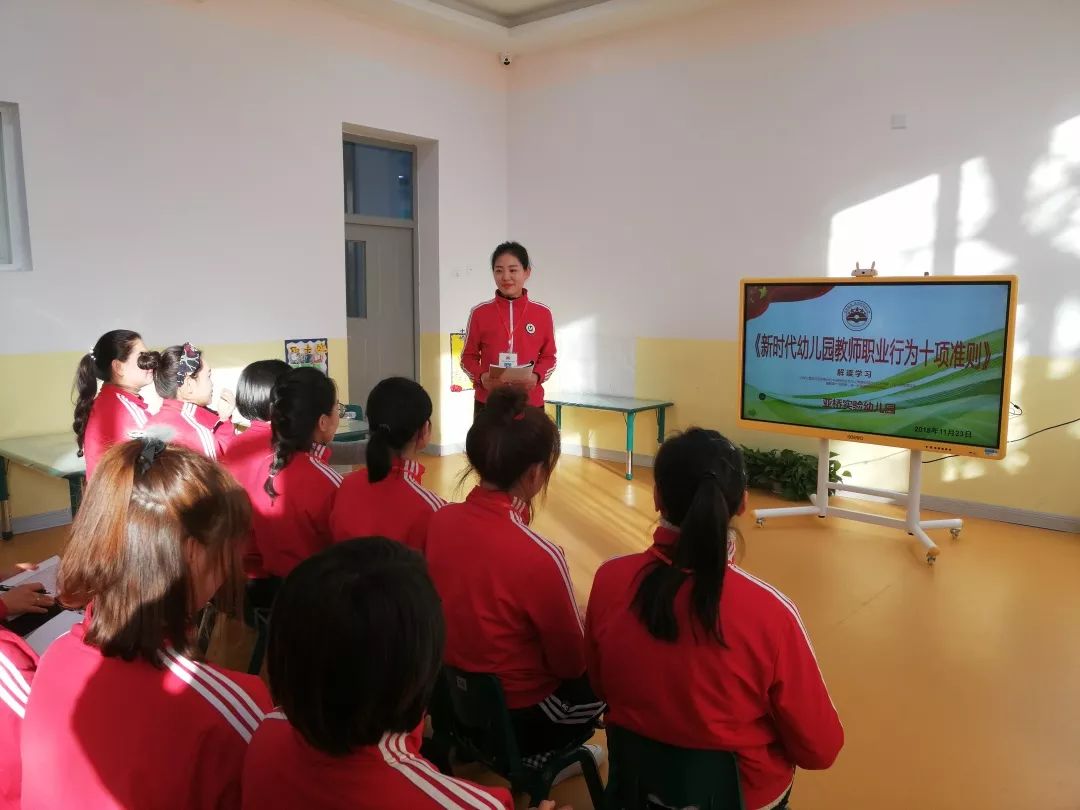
(546, 394, 674, 480)
(0, 433, 86, 540)
(0, 420, 371, 540)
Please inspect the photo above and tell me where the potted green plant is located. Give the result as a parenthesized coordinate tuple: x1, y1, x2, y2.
(740, 446, 851, 501)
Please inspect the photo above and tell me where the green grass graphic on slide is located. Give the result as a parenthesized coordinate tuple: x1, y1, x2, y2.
(743, 384, 1000, 446)
(793, 356, 1002, 401)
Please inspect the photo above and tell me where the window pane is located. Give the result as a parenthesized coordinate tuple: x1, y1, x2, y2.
(345, 240, 367, 319)
(343, 141, 413, 219)
(0, 109, 11, 265)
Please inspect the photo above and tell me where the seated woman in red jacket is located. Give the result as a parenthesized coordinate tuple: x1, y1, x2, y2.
(0, 565, 54, 810)
(148, 343, 235, 460)
(585, 429, 844, 810)
(242, 537, 513, 810)
(20, 439, 272, 810)
(72, 329, 155, 479)
(426, 388, 604, 772)
(330, 377, 444, 551)
(243, 366, 342, 579)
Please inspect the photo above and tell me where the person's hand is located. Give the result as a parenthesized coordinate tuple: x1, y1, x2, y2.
(531, 802, 572, 810)
(0, 562, 37, 580)
(511, 372, 539, 392)
(480, 371, 493, 390)
(217, 389, 236, 422)
(1, 583, 55, 615)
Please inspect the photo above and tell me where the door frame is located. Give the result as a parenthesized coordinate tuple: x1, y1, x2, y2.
(343, 134, 420, 381)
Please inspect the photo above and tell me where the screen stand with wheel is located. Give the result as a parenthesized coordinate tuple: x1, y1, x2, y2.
(752, 438, 962, 565)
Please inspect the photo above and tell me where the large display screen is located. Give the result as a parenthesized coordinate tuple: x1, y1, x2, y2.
(738, 277, 1017, 458)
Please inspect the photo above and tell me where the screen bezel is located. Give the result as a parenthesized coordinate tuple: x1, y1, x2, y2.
(737, 276, 1018, 460)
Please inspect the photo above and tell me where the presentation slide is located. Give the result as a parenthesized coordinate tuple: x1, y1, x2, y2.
(740, 278, 1015, 455)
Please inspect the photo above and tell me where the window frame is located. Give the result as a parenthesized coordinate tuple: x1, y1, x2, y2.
(342, 134, 417, 228)
(0, 102, 32, 273)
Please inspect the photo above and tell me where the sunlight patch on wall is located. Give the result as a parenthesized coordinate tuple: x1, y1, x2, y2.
(1024, 115, 1080, 258)
(954, 156, 1015, 275)
(827, 174, 940, 276)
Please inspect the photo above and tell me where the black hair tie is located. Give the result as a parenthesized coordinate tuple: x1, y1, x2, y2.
(376, 424, 392, 433)
(136, 437, 167, 475)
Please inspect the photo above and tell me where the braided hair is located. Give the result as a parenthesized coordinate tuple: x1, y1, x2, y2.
(264, 367, 337, 498)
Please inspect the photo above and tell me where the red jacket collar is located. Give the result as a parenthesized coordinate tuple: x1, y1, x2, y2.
(653, 522, 679, 550)
(310, 443, 331, 462)
(244, 419, 271, 433)
(651, 521, 737, 565)
(393, 458, 426, 481)
(157, 398, 185, 413)
(466, 486, 530, 520)
(101, 383, 147, 406)
(494, 289, 529, 308)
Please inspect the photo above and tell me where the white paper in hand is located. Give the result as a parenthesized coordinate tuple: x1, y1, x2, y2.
(2, 555, 61, 595)
(24, 610, 83, 655)
(488, 363, 535, 385)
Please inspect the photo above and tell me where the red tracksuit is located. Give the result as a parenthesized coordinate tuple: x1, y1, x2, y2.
(330, 459, 446, 552)
(425, 488, 584, 709)
(585, 526, 844, 810)
(220, 420, 274, 577)
(21, 619, 271, 810)
(151, 399, 227, 460)
(242, 714, 513, 810)
(243, 443, 341, 578)
(82, 383, 150, 478)
(0, 629, 36, 810)
(460, 290, 557, 408)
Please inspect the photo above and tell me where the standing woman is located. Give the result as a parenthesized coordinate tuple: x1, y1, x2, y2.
(460, 242, 557, 418)
(72, 330, 155, 479)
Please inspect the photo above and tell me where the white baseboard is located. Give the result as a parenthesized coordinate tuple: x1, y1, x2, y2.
(823, 489, 1078, 533)
(919, 495, 1079, 534)
(12, 508, 72, 535)
(425, 442, 465, 457)
(560, 443, 656, 469)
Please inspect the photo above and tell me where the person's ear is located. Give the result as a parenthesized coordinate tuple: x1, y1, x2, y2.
(653, 484, 663, 514)
(523, 267, 533, 283)
(418, 420, 433, 449)
(111, 358, 125, 381)
(736, 489, 748, 517)
(526, 462, 546, 496)
(317, 412, 333, 437)
(178, 375, 196, 401)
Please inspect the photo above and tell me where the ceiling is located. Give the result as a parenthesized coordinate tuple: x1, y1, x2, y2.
(325, 0, 728, 55)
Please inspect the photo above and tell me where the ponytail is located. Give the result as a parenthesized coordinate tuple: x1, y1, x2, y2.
(632, 429, 746, 644)
(264, 367, 337, 498)
(72, 330, 146, 455)
(73, 354, 100, 456)
(364, 377, 433, 484)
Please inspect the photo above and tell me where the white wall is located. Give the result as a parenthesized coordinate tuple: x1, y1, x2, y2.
(508, 0, 1080, 393)
(0, 0, 508, 353)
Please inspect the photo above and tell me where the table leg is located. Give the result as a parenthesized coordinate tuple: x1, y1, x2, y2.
(67, 475, 84, 518)
(657, 406, 667, 444)
(0, 459, 11, 540)
(555, 404, 563, 431)
(625, 411, 636, 481)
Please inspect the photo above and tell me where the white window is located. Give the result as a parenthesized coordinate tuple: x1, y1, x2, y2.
(0, 102, 32, 272)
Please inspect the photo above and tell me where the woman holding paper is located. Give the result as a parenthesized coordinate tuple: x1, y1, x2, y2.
(460, 242, 557, 417)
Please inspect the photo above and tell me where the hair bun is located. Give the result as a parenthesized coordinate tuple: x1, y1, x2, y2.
(138, 350, 161, 371)
(485, 387, 528, 421)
